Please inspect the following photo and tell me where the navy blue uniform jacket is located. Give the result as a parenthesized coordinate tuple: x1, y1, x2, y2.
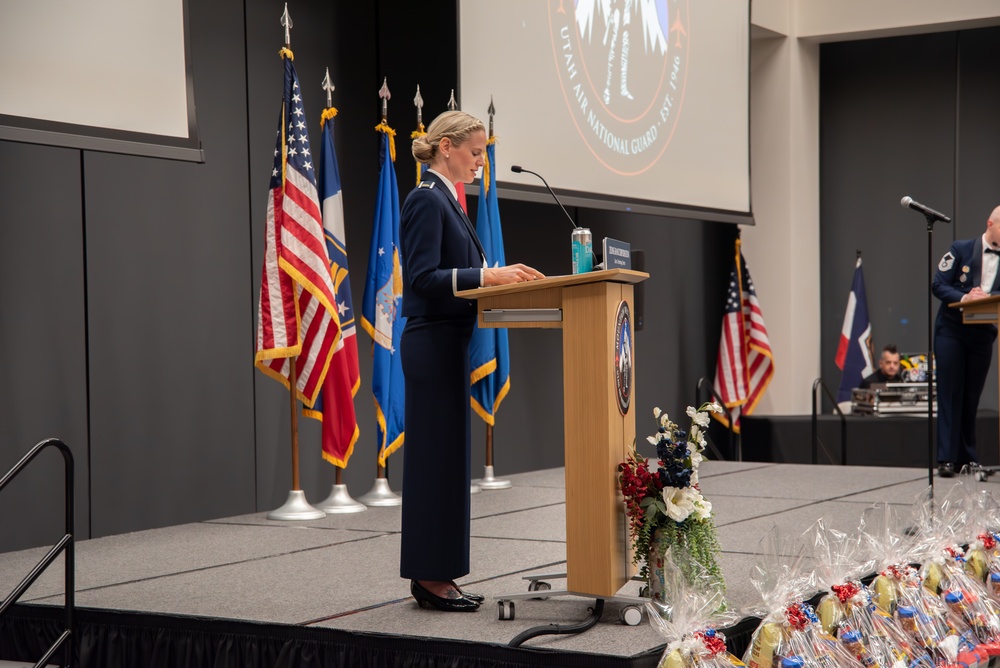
(397, 171, 488, 581)
(933, 236, 1000, 332)
(399, 171, 485, 317)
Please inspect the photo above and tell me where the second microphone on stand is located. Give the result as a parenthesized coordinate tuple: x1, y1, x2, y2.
(510, 165, 593, 274)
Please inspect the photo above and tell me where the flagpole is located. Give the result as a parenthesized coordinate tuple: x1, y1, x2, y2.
(357, 78, 402, 508)
(474, 99, 512, 491)
(265, 5, 325, 521)
(477, 424, 512, 490)
(267, 333, 325, 520)
(314, 67, 366, 515)
(444, 88, 483, 495)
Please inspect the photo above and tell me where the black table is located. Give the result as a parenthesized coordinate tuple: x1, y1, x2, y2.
(741, 410, 999, 467)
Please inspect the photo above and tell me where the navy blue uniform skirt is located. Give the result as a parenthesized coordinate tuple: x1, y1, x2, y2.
(399, 314, 475, 581)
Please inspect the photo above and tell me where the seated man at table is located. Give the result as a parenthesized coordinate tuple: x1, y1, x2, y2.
(859, 344, 904, 388)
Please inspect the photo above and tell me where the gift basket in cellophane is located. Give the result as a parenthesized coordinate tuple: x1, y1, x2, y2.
(647, 548, 741, 668)
(739, 527, 860, 668)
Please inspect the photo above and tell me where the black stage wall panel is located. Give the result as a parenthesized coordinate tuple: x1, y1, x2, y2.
(0, 142, 90, 552)
(85, 0, 256, 536)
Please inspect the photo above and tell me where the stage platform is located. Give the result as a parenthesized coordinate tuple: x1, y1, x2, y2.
(0, 461, 986, 667)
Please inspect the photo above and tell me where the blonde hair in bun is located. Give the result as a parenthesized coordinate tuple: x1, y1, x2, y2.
(412, 110, 485, 164)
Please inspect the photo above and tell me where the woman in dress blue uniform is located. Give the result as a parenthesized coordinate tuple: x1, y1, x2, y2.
(398, 111, 544, 612)
(933, 205, 1000, 477)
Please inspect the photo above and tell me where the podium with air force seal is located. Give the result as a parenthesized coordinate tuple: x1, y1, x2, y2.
(458, 268, 649, 598)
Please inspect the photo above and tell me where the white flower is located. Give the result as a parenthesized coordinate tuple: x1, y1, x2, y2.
(663, 486, 696, 522)
(693, 494, 712, 520)
(708, 401, 723, 414)
(687, 406, 711, 428)
(653, 407, 663, 420)
(689, 449, 704, 468)
(689, 425, 707, 451)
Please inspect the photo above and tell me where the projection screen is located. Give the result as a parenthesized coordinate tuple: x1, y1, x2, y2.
(459, 0, 750, 222)
(0, 0, 202, 161)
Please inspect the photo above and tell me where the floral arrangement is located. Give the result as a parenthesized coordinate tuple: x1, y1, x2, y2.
(618, 401, 725, 594)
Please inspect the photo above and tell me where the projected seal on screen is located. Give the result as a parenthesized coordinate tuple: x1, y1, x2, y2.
(549, 0, 689, 176)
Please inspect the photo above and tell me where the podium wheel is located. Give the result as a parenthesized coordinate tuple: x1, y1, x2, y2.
(528, 580, 551, 600)
(620, 605, 643, 626)
(498, 599, 515, 620)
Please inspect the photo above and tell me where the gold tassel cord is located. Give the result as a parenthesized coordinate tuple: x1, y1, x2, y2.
(320, 107, 338, 130)
(411, 125, 426, 184)
(483, 135, 497, 195)
(374, 122, 397, 162)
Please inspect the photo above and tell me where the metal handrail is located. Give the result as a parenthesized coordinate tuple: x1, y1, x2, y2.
(695, 377, 739, 461)
(811, 379, 848, 465)
(0, 438, 75, 667)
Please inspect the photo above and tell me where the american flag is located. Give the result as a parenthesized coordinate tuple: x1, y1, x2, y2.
(713, 238, 774, 431)
(255, 49, 340, 408)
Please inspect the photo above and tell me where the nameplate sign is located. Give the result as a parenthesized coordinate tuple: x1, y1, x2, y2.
(603, 238, 631, 270)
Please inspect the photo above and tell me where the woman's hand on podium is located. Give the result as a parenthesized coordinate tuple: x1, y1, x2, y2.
(483, 264, 545, 286)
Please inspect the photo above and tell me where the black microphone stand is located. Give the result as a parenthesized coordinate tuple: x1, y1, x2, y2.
(924, 212, 939, 491)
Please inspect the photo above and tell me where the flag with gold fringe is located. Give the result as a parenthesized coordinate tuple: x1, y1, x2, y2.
(255, 48, 340, 408)
(361, 124, 406, 466)
(712, 237, 774, 433)
(302, 104, 361, 468)
(469, 138, 510, 424)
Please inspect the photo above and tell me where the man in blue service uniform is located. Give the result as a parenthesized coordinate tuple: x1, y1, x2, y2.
(933, 205, 1000, 477)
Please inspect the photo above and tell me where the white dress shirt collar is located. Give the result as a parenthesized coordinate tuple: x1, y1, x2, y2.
(981, 233, 999, 291)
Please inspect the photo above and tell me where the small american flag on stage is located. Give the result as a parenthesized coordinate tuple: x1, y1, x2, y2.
(255, 49, 341, 408)
(713, 238, 774, 431)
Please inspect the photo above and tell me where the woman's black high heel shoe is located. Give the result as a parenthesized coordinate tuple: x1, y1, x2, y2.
(450, 581, 484, 603)
(411, 580, 480, 612)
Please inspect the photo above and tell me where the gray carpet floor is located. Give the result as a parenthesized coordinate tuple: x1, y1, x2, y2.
(0, 461, 974, 659)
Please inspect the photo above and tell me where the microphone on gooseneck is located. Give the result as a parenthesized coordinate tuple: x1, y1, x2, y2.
(511, 165, 579, 229)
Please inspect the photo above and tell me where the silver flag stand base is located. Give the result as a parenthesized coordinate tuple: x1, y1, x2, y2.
(475, 465, 512, 490)
(267, 489, 326, 521)
(317, 484, 367, 514)
(357, 477, 402, 507)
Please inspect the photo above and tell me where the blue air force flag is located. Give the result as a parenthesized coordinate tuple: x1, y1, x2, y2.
(470, 140, 511, 424)
(361, 127, 406, 466)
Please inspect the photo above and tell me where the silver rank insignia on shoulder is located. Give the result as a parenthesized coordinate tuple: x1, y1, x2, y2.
(938, 252, 955, 272)
(418, 181, 435, 189)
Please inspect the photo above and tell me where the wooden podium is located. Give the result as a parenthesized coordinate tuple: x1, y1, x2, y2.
(457, 268, 648, 598)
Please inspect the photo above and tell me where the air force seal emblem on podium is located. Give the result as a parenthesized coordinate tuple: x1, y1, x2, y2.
(614, 300, 633, 415)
